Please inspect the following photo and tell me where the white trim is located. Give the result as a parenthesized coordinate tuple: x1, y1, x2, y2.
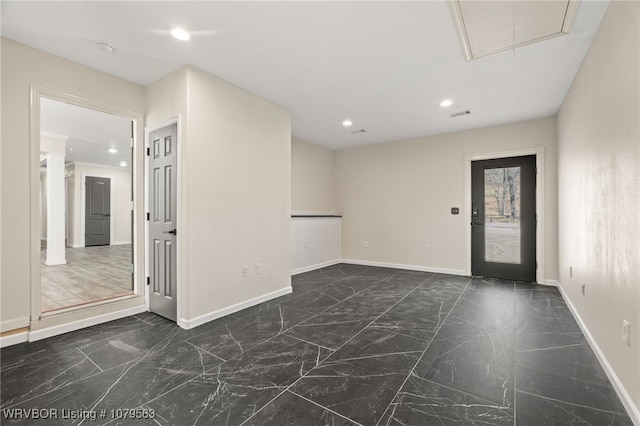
(29, 85, 145, 328)
(178, 286, 292, 330)
(111, 241, 132, 246)
(448, 0, 579, 61)
(543, 279, 559, 287)
(341, 259, 466, 276)
(28, 305, 146, 342)
(144, 118, 181, 321)
(292, 260, 341, 275)
(464, 147, 546, 284)
(0, 316, 30, 333)
(556, 284, 640, 426)
(0, 332, 29, 348)
(291, 210, 337, 216)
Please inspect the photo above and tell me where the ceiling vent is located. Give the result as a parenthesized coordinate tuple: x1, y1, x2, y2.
(450, 110, 471, 118)
(351, 129, 367, 134)
(448, 0, 580, 61)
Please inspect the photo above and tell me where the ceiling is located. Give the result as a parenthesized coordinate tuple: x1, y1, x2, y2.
(2, 1, 610, 150)
(41, 98, 132, 168)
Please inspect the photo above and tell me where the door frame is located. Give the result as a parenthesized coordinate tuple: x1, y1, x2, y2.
(464, 146, 546, 284)
(144, 117, 182, 326)
(80, 172, 115, 247)
(29, 85, 145, 332)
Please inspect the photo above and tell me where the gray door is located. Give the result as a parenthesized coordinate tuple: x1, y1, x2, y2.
(471, 155, 536, 282)
(148, 123, 178, 321)
(85, 176, 111, 246)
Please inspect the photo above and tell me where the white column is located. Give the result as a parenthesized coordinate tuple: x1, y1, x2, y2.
(45, 152, 66, 265)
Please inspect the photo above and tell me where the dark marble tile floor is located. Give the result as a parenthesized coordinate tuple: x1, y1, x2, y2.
(0, 264, 633, 425)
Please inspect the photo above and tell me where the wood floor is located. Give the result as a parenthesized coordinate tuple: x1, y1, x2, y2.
(40, 244, 133, 312)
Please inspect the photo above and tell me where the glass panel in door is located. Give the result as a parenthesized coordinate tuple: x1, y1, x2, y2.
(484, 166, 521, 264)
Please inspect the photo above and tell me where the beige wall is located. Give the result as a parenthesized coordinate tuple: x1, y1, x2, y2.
(557, 0, 640, 413)
(291, 137, 334, 212)
(0, 38, 145, 331)
(146, 66, 292, 324)
(335, 117, 558, 278)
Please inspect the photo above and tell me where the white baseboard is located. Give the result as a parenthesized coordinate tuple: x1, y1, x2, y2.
(178, 286, 293, 330)
(292, 260, 341, 276)
(111, 241, 132, 246)
(341, 259, 466, 276)
(543, 279, 559, 286)
(0, 332, 29, 348)
(0, 316, 30, 333)
(557, 283, 640, 425)
(28, 305, 147, 343)
(45, 259, 67, 266)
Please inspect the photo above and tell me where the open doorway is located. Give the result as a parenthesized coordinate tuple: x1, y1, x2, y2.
(39, 98, 135, 312)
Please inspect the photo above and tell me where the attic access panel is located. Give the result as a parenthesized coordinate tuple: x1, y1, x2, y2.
(449, 0, 580, 61)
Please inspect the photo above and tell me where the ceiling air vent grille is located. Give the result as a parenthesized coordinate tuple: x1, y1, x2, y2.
(450, 110, 471, 118)
(351, 129, 367, 134)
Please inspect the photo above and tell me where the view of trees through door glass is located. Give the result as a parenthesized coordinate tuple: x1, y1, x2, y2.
(484, 166, 521, 264)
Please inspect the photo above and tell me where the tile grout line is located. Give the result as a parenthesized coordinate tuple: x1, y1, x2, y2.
(78, 347, 104, 373)
(140, 267, 400, 424)
(516, 390, 633, 416)
(275, 271, 436, 424)
(375, 275, 474, 426)
(238, 268, 419, 426)
(238, 390, 365, 426)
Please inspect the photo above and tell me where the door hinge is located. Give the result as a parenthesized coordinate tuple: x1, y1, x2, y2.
(146, 147, 150, 156)
(146, 277, 150, 286)
(146, 212, 150, 221)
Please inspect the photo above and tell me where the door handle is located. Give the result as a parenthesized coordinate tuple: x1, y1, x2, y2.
(163, 229, 177, 236)
(471, 207, 481, 226)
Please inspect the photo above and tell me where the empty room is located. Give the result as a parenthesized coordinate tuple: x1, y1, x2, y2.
(1, 1, 638, 425)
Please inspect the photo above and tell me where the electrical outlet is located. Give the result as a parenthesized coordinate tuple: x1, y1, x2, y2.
(364, 240, 369, 248)
(623, 320, 631, 346)
(581, 282, 585, 296)
(569, 266, 573, 278)
(256, 263, 262, 275)
(425, 244, 431, 253)
(242, 266, 249, 277)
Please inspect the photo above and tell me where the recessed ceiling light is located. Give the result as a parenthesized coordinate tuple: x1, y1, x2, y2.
(119, 161, 127, 167)
(171, 28, 191, 41)
(108, 148, 118, 154)
(342, 119, 353, 127)
(97, 42, 115, 54)
(440, 99, 453, 107)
